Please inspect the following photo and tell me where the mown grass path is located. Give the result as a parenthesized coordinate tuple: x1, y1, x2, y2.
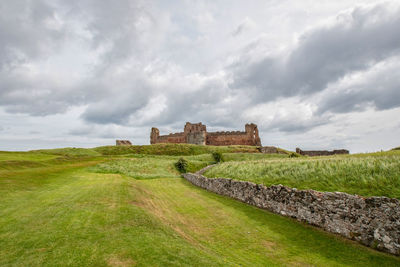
(0, 150, 399, 266)
(0, 165, 221, 266)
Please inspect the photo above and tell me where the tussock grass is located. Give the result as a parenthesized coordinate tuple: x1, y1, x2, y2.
(222, 152, 289, 162)
(204, 151, 400, 198)
(91, 157, 181, 179)
(90, 154, 213, 179)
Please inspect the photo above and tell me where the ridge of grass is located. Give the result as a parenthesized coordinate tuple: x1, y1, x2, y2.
(0, 151, 58, 162)
(30, 147, 102, 157)
(31, 143, 261, 157)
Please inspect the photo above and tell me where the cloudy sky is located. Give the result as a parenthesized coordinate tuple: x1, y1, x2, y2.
(1, 0, 399, 152)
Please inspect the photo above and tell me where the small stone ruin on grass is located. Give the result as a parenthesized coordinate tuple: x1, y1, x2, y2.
(116, 140, 132, 146)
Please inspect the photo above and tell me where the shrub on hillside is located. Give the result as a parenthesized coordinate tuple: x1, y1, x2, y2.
(212, 152, 223, 163)
(289, 152, 300, 158)
(175, 157, 188, 173)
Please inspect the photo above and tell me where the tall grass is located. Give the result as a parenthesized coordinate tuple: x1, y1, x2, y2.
(222, 152, 288, 162)
(204, 151, 400, 198)
(90, 154, 213, 179)
(91, 158, 180, 179)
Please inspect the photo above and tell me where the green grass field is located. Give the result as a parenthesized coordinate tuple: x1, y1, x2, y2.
(204, 150, 400, 199)
(0, 146, 399, 266)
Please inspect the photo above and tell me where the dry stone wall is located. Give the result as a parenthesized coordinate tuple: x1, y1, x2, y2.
(183, 169, 400, 255)
(296, 148, 349, 156)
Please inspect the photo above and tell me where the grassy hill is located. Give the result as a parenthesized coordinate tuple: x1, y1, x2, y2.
(32, 143, 260, 157)
(0, 146, 399, 266)
(204, 150, 400, 199)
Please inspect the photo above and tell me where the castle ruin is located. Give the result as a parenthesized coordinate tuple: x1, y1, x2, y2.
(116, 140, 132, 146)
(150, 122, 261, 146)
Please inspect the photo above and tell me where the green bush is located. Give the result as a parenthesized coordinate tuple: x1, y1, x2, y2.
(212, 152, 223, 163)
(175, 157, 188, 173)
(289, 152, 300, 158)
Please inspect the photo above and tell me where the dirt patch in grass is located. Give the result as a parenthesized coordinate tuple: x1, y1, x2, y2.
(107, 255, 136, 267)
(262, 240, 277, 251)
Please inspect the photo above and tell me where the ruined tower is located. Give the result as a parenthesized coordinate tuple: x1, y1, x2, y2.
(245, 123, 261, 146)
(184, 122, 207, 145)
(150, 127, 160, 145)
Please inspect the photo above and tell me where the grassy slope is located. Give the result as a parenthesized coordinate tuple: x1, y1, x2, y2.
(205, 150, 400, 198)
(0, 150, 399, 266)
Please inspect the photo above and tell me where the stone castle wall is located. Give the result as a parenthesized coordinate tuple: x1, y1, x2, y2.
(183, 169, 400, 255)
(156, 133, 186, 144)
(150, 122, 261, 146)
(206, 131, 257, 146)
(296, 148, 349, 156)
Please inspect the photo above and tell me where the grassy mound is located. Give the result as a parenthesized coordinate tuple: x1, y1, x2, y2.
(93, 143, 260, 156)
(204, 150, 400, 198)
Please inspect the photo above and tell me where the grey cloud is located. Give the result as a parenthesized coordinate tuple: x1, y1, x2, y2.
(66, 0, 164, 70)
(0, 70, 89, 115)
(82, 91, 150, 125)
(232, 4, 400, 101)
(0, 0, 84, 115)
(137, 76, 247, 129)
(0, 0, 153, 116)
(256, 104, 332, 133)
(269, 117, 329, 133)
(68, 126, 93, 136)
(318, 60, 400, 114)
(231, 18, 256, 37)
(0, 0, 66, 69)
